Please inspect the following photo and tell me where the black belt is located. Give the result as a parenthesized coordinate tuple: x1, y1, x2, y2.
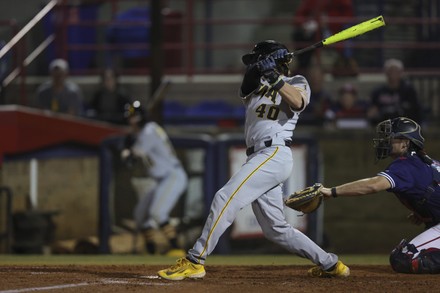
(246, 139, 292, 156)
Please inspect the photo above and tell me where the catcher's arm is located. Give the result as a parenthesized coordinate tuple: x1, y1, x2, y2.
(320, 176, 391, 198)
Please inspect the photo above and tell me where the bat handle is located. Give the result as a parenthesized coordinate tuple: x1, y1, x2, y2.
(289, 41, 324, 57)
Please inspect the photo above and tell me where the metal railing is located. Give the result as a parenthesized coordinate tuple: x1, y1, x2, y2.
(0, 0, 439, 119)
(0, 0, 57, 105)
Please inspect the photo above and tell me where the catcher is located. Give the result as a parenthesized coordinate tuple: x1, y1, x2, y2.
(287, 117, 440, 274)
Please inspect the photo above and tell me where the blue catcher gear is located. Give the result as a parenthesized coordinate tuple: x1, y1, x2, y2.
(390, 239, 440, 274)
(373, 117, 425, 161)
(412, 248, 440, 274)
(389, 239, 418, 273)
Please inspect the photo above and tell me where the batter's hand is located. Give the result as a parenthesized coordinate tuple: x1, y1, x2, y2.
(271, 48, 290, 63)
(121, 148, 137, 169)
(256, 56, 277, 74)
(121, 148, 132, 160)
(256, 57, 281, 85)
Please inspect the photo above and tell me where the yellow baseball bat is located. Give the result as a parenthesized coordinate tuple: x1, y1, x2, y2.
(289, 15, 386, 57)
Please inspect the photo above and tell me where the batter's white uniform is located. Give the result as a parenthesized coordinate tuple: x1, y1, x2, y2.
(131, 121, 188, 230)
(187, 75, 338, 269)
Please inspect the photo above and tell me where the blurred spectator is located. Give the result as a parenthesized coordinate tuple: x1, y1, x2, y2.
(326, 83, 368, 129)
(291, 0, 356, 74)
(367, 59, 422, 126)
(34, 59, 84, 116)
(88, 68, 131, 125)
(299, 65, 333, 125)
(332, 83, 366, 118)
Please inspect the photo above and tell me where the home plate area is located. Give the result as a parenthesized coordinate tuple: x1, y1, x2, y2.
(0, 265, 437, 292)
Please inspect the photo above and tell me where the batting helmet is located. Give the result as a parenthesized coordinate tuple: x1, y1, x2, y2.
(373, 117, 424, 160)
(242, 40, 291, 75)
(124, 100, 149, 126)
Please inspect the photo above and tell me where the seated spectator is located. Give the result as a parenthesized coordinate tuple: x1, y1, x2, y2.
(367, 58, 422, 126)
(299, 65, 333, 126)
(35, 59, 84, 116)
(88, 68, 131, 125)
(326, 83, 368, 129)
(291, 0, 355, 74)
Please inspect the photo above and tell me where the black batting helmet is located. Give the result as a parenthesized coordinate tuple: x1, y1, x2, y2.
(373, 117, 424, 160)
(242, 40, 291, 75)
(124, 100, 149, 126)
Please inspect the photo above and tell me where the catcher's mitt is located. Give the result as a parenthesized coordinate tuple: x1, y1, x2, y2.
(284, 183, 323, 214)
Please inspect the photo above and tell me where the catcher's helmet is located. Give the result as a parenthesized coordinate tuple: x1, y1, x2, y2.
(242, 40, 291, 75)
(124, 100, 149, 126)
(373, 117, 424, 160)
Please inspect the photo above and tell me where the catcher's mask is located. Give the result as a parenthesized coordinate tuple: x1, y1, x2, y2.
(124, 100, 149, 127)
(241, 40, 292, 76)
(373, 117, 424, 161)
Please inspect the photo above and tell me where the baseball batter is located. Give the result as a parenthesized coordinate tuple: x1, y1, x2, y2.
(123, 101, 188, 255)
(318, 117, 440, 274)
(158, 40, 350, 280)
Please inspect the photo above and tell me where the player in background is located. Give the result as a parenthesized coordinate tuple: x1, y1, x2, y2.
(157, 40, 350, 280)
(122, 101, 188, 256)
(319, 117, 440, 274)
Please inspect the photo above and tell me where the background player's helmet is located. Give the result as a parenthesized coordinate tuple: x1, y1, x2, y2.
(241, 40, 291, 75)
(124, 100, 149, 127)
(373, 117, 424, 160)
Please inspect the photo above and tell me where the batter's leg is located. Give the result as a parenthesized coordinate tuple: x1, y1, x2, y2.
(188, 146, 292, 264)
(252, 185, 338, 270)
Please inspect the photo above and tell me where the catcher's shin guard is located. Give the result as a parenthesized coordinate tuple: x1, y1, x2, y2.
(411, 248, 440, 274)
(389, 239, 418, 273)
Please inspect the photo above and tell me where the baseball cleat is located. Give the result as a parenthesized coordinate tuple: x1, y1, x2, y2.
(308, 260, 350, 278)
(157, 257, 206, 281)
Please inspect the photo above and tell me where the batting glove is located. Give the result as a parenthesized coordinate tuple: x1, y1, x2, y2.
(271, 48, 290, 63)
(256, 57, 285, 90)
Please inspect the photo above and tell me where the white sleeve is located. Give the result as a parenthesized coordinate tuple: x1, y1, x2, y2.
(286, 75, 311, 113)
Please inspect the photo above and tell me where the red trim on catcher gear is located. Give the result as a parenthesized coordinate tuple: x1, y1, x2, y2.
(411, 258, 419, 273)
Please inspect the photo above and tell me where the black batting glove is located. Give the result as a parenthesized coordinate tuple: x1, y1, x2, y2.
(256, 57, 285, 90)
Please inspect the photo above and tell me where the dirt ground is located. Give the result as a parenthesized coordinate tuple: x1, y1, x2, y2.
(0, 264, 438, 293)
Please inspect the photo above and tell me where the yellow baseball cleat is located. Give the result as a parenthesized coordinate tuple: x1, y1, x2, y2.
(308, 260, 350, 278)
(157, 257, 206, 280)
